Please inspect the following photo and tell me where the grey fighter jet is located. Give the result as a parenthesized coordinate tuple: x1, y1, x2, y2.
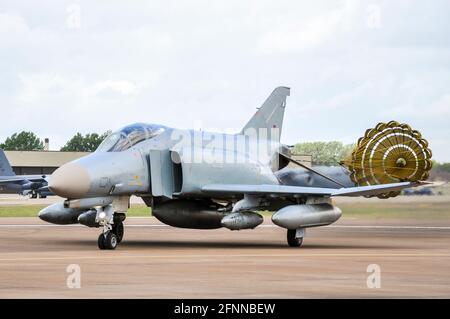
(0, 150, 52, 198)
(38, 87, 427, 249)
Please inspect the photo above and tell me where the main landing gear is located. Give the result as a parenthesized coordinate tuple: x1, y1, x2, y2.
(287, 228, 305, 247)
(29, 191, 46, 199)
(97, 221, 124, 250)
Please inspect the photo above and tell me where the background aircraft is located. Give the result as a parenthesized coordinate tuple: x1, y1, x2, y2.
(403, 181, 447, 196)
(0, 150, 52, 198)
(38, 87, 432, 250)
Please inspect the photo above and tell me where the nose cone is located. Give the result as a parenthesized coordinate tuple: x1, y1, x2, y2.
(49, 163, 91, 198)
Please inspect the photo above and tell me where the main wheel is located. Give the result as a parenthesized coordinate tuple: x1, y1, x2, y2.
(112, 222, 124, 243)
(287, 229, 303, 247)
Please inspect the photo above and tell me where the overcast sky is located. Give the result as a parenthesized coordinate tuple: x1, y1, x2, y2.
(0, 0, 449, 161)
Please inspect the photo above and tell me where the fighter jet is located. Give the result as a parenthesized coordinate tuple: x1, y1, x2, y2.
(38, 87, 432, 249)
(0, 150, 52, 198)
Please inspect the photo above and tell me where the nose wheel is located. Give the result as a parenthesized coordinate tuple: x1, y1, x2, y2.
(98, 221, 124, 250)
(112, 222, 124, 243)
(98, 232, 118, 250)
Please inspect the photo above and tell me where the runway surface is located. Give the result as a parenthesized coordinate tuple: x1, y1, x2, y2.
(0, 217, 450, 298)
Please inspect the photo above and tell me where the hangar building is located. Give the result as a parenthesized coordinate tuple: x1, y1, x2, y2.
(4, 151, 90, 175)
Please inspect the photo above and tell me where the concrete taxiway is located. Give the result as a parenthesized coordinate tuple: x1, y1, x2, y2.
(0, 216, 449, 298)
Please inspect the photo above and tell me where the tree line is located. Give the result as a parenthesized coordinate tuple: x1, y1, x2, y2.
(0, 131, 110, 152)
(293, 141, 355, 166)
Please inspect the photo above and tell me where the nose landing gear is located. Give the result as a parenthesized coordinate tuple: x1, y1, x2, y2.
(97, 222, 124, 250)
(96, 204, 126, 250)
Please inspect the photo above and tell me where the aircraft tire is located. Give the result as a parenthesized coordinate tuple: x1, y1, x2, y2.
(98, 234, 106, 250)
(104, 232, 118, 250)
(113, 222, 124, 243)
(287, 229, 303, 247)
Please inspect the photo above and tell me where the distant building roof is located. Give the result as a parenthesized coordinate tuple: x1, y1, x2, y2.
(289, 154, 312, 168)
(4, 151, 90, 167)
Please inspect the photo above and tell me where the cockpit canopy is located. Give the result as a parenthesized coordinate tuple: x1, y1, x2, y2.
(96, 123, 166, 152)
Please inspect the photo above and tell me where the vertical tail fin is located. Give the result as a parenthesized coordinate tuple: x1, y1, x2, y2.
(240, 86, 290, 140)
(0, 150, 15, 176)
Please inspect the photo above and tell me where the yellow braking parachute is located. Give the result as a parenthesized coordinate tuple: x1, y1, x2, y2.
(342, 121, 432, 198)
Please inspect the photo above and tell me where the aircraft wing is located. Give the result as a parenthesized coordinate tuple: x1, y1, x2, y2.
(202, 181, 428, 197)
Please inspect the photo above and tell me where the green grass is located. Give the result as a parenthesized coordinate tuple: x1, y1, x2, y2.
(0, 202, 449, 219)
(0, 205, 46, 217)
(338, 202, 450, 219)
(127, 205, 152, 216)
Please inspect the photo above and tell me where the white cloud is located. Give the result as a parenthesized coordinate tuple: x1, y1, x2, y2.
(18, 73, 75, 103)
(0, 11, 56, 48)
(384, 94, 450, 119)
(0, 12, 28, 33)
(255, 0, 364, 53)
(0, 0, 449, 161)
(257, 8, 345, 53)
(94, 80, 141, 97)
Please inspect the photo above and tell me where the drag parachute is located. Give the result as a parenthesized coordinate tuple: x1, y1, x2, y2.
(341, 121, 432, 198)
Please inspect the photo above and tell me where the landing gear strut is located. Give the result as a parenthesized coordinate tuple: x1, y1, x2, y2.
(287, 228, 304, 247)
(93, 199, 128, 250)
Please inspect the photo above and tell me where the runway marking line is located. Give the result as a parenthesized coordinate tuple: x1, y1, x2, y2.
(0, 253, 449, 263)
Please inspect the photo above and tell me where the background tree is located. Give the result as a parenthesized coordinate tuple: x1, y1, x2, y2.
(60, 132, 110, 152)
(0, 131, 44, 151)
(429, 161, 450, 181)
(293, 141, 355, 166)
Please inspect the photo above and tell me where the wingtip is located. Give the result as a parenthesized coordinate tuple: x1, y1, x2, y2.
(416, 180, 433, 186)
